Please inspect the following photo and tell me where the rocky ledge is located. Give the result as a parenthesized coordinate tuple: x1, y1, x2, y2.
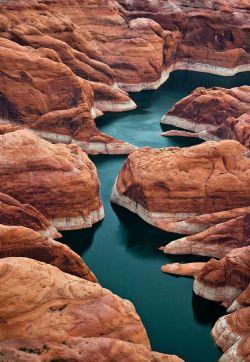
(0, 257, 183, 362)
(161, 86, 250, 148)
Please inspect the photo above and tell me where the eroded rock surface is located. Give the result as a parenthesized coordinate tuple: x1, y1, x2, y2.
(160, 214, 250, 258)
(0, 192, 58, 238)
(0, 0, 249, 151)
(0, 129, 104, 230)
(111, 140, 250, 232)
(0, 257, 183, 362)
(0, 224, 96, 282)
(161, 86, 250, 148)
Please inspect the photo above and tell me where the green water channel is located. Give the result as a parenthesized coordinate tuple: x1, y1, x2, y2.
(62, 70, 250, 362)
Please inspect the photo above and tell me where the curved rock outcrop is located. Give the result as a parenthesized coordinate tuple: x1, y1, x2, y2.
(162, 246, 250, 308)
(0, 129, 104, 230)
(160, 214, 250, 258)
(0, 37, 135, 155)
(0, 224, 96, 282)
(161, 86, 250, 148)
(0, 192, 59, 238)
(111, 140, 250, 232)
(0, 257, 183, 362)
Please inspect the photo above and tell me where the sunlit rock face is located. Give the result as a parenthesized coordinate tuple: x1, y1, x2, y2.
(0, 192, 59, 238)
(117, 0, 250, 76)
(161, 86, 250, 148)
(0, 257, 183, 362)
(0, 0, 249, 149)
(0, 224, 97, 282)
(0, 129, 104, 230)
(111, 140, 250, 232)
(160, 214, 250, 258)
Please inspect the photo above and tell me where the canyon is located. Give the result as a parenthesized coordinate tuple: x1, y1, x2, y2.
(0, 0, 249, 361)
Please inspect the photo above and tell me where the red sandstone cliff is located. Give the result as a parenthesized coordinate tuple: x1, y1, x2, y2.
(0, 129, 104, 230)
(161, 86, 250, 148)
(0, 224, 97, 282)
(111, 140, 250, 232)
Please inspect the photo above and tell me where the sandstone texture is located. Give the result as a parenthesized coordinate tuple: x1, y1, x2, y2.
(160, 214, 250, 258)
(0, 224, 97, 282)
(0, 192, 58, 238)
(0, 0, 249, 152)
(111, 140, 250, 232)
(0, 129, 104, 230)
(0, 257, 183, 362)
(161, 86, 250, 148)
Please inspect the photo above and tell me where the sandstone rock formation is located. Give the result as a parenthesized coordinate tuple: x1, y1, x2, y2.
(0, 338, 183, 362)
(160, 214, 250, 258)
(0, 257, 183, 362)
(0, 37, 135, 155)
(111, 140, 250, 232)
(161, 86, 250, 148)
(0, 0, 249, 149)
(0, 224, 97, 282)
(162, 246, 250, 307)
(162, 246, 250, 361)
(0, 129, 104, 230)
(212, 308, 250, 362)
(0, 192, 59, 238)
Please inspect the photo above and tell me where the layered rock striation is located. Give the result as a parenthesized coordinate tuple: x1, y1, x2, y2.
(0, 129, 104, 230)
(0, 224, 97, 282)
(161, 86, 250, 148)
(111, 140, 250, 232)
(0, 257, 183, 362)
(0, 0, 249, 150)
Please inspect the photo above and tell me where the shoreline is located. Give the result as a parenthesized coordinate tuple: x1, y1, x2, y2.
(111, 181, 198, 228)
(117, 62, 250, 92)
(52, 204, 105, 230)
(0, 119, 136, 155)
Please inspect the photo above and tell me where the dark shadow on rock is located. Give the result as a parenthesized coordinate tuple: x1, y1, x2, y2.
(61, 220, 103, 257)
(192, 292, 226, 327)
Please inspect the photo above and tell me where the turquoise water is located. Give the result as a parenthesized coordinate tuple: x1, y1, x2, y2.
(62, 71, 250, 362)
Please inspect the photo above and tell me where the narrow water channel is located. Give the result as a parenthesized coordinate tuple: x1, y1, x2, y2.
(62, 70, 250, 362)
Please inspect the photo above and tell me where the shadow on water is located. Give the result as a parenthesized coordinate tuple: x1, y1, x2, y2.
(61, 221, 103, 257)
(192, 293, 226, 326)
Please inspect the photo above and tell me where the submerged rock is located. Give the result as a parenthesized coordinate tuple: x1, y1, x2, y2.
(0, 224, 97, 282)
(0, 129, 104, 230)
(0, 257, 183, 362)
(161, 86, 250, 148)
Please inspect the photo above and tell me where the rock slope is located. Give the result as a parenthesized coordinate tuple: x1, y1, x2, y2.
(0, 129, 104, 230)
(161, 86, 250, 148)
(0, 224, 97, 282)
(0, 257, 183, 362)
